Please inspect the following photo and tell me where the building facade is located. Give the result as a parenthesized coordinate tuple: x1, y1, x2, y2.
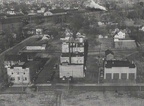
(59, 36, 88, 79)
(4, 54, 26, 68)
(104, 60, 137, 82)
(7, 63, 30, 84)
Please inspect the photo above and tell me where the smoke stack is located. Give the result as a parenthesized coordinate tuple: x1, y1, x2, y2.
(84, 0, 107, 11)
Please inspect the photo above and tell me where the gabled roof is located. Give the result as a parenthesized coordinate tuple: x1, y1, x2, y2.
(105, 49, 114, 56)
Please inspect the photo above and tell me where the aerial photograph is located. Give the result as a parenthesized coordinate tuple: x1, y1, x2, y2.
(1, 0, 144, 106)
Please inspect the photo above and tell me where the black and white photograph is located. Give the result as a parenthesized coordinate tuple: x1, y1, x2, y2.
(0, 0, 144, 106)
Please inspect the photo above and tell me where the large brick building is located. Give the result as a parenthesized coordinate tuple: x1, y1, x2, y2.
(59, 36, 88, 79)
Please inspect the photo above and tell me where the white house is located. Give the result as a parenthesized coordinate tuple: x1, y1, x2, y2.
(7, 8, 16, 15)
(7, 62, 30, 84)
(36, 28, 43, 35)
(44, 11, 53, 16)
(37, 7, 46, 13)
(114, 31, 126, 39)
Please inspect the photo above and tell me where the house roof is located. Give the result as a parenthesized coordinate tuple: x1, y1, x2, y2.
(0, 16, 23, 24)
(61, 53, 84, 57)
(105, 60, 135, 68)
(26, 38, 48, 46)
(105, 49, 114, 56)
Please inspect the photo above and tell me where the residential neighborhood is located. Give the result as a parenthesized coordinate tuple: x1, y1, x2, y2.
(1, 0, 144, 106)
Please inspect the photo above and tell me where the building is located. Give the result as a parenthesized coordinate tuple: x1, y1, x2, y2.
(59, 64, 85, 78)
(36, 28, 43, 35)
(59, 35, 88, 79)
(7, 62, 30, 84)
(4, 54, 26, 68)
(114, 40, 136, 49)
(60, 53, 84, 64)
(6, 8, 16, 15)
(6, 60, 47, 84)
(19, 39, 48, 61)
(105, 49, 114, 60)
(113, 30, 136, 49)
(114, 31, 126, 39)
(104, 60, 137, 82)
(61, 37, 85, 53)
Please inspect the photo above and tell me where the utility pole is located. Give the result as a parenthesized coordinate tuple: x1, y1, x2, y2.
(98, 43, 101, 84)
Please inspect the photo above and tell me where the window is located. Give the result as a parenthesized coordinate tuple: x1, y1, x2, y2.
(121, 73, 127, 80)
(11, 72, 13, 75)
(23, 73, 25, 74)
(17, 72, 19, 74)
(129, 73, 135, 80)
(25, 77, 27, 81)
(113, 73, 119, 80)
(106, 73, 111, 80)
(10, 77, 15, 81)
(18, 77, 20, 80)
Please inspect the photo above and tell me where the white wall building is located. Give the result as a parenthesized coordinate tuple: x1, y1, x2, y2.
(104, 60, 137, 81)
(62, 41, 85, 53)
(26, 44, 47, 51)
(60, 36, 87, 79)
(7, 8, 16, 15)
(59, 64, 85, 78)
(114, 31, 126, 39)
(60, 55, 84, 64)
(7, 63, 30, 84)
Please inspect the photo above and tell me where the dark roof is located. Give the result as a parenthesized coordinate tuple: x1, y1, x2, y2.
(0, 16, 22, 24)
(61, 53, 84, 57)
(105, 60, 136, 68)
(27, 39, 48, 46)
(105, 49, 114, 56)
(23, 61, 42, 69)
(5, 54, 21, 61)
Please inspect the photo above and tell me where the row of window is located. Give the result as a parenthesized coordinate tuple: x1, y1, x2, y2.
(11, 72, 26, 75)
(105, 73, 135, 80)
(10, 77, 28, 81)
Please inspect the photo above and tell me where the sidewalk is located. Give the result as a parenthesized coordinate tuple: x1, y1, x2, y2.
(11, 83, 144, 87)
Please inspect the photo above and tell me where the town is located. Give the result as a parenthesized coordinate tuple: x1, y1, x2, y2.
(1, 0, 144, 106)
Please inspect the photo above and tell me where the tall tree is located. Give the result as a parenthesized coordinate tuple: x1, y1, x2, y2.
(67, 13, 85, 38)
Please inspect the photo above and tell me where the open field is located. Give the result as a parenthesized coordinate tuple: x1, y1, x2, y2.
(0, 91, 59, 106)
(1, 90, 144, 106)
(62, 91, 144, 106)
